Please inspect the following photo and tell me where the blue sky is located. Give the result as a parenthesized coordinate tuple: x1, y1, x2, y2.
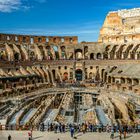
(0, 0, 140, 42)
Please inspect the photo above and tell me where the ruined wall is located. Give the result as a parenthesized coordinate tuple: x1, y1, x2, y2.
(98, 8, 140, 43)
(0, 33, 78, 45)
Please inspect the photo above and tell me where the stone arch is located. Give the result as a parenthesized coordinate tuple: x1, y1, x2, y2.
(52, 69, 56, 81)
(130, 44, 140, 59)
(75, 49, 83, 59)
(96, 53, 102, 59)
(133, 79, 139, 85)
(0, 50, 6, 60)
(14, 52, 20, 61)
(104, 45, 110, 59)
(126, 78, 132, 84)
(90, 53, 94, 60)
(108, 76, 111, 83)
(117, 44, 126, 59)
(89, 72, 93, 79)
(121, 77, 125, 84)
(46, 46, 53, 60)
(63, 72, 68, 81)
(110, 45, 118, 59)
(30, 51, 36, 61)
(61, 46, 67, 59)
(124, 44, 133, 59)
(53, 46, 59, 59)
(75, 69, 82, 81)
(38, 45, 45, 60)
(101, 69, 105, 81)
(84, 46, 88, 59)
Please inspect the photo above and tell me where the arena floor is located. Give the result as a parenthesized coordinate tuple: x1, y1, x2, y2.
(0, 131, 140, 140)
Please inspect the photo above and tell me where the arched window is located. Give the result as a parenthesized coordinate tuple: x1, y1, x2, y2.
(96, 53, 102, 59)
(63, 72, 68, 80)
(61, 46, 66, 59)
(89, 72, 93, 79)
(90, 53, 94, 60)
(75, 49, 83, 59)
(53, 46, 59, 59)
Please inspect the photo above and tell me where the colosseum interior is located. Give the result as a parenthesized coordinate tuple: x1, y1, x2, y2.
(0, 8, 140, 130)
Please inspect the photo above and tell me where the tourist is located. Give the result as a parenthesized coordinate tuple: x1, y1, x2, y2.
(62, 124, 65, 133)
(8, 135, 11, 140)
(110, 128, 114, 139)
(54, 124, 58, 133)
(28, 130, 32, 140)
(123, 124, 128, 139)
(70, 126, 75, 137)
(58, 123, 62, 133)
(82, 123, 86, 134)
(119, 129, 122, 140)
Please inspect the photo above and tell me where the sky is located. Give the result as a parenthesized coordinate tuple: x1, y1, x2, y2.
(0, 0, 140, 42)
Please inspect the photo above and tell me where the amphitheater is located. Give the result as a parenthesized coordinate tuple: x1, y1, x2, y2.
(0, 8, 140, 131)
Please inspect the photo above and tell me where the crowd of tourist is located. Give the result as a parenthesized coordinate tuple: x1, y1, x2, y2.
(39, 122, 140, 139)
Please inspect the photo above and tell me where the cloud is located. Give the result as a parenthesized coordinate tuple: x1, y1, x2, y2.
(0, 0, 47, 12)
(0, 0, 21, 12)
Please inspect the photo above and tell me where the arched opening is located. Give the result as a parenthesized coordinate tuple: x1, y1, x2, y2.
(75, 69, 82, 81)
(46, 46, 53, 60)
(63, 72, 68, 81)
(90, 53, 94, 60)
(84, 46, 88, 59)
(0, 50, 6, 60)
(30, 51, 35, 61)
(89, 72, 93, 79)
(96, 53, 102, 59)
(52, 70, 56, 81)
(101, 69, 105, 81)
(14, 52, 19, 61)
(38, 45, 45, 60)
(108, 76, 111, 83)
(121, 77, 125, 84)
(104, 72, 107, 82)
(53, 46, 59, 59)
(104, 45, 110, 59)
(75, 49, 83, 59)
(137, 52, 140, 59)
(133, 79, 139, 85)
(61, 46, 66, 59)
(127, 78, 132, 85)
(110, 45, 117, 59)
(117, 44, 126, 59)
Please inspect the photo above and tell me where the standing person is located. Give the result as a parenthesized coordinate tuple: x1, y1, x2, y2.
(110, 128, 114, 139)
(62, 124, 65, 133)
(119, 129, 122, 140)
(70, 126, 74, 138)
(123, 124, 128, 139)
(8, 135, 11, 140)
(28, 131, 31, 140)
(82, 124, 85, 134)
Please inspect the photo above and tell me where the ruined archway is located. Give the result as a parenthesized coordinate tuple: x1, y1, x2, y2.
(96, 53, 102, 59)
(75, 69, 83, 81)
(75, 49, 83, 59)
(90, 53, 94, 60)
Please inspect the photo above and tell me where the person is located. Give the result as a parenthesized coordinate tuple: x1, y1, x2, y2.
(62, 124, 65, 133)
(28, 130, 32, 140)
(110, 129, 114, 139)
(70, 126, 74, 137)
(119, 129, 122, 140)
(82, 124, 86, 134)
(8, 135, 11, 140)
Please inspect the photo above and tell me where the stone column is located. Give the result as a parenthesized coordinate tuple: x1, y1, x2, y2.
(82, 62, 85, 81)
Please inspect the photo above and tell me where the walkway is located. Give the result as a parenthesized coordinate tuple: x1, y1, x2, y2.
(0, 131, 140, 140)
